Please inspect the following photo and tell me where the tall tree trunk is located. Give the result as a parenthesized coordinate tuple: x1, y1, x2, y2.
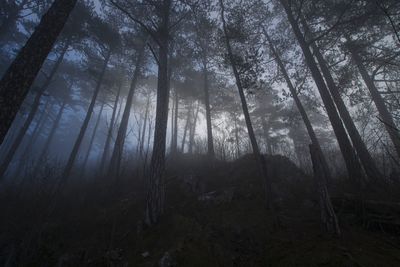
(0, 0, 77, 145)
(309, 38, 384, 183)
(169, 92, 175, 153)
(181, 104, 192, 152)
(107, 42, 146, 180)
(280, 0, 364, 186)
(14, 98, 52, 179)
(233, 113, 241, 159)
(170, 89, 179, 154)
(189, 102, 200, 154)
(220, 0, 273, 207)
(99, 83, 122, 174)
(202, 61, 215, 157)
(264, 30, 331, 182)
(0, 41, 69, 180)
(34, 100, 66, 175)
(145, 0, 172, 225)
(346, 39, 400, 159)
(80, 102, 104, 178)
(61, 49, 111, 181)
(139, 96, 151, 159)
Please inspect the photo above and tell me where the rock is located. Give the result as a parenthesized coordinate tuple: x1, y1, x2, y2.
(159, 251, 176, 267)
(141, 251, 150, 258)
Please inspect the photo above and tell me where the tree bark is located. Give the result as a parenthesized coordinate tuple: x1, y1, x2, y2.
(80, 102, 104, 178)
(189, 102, 200, 154)
(280, 0, 364, 186)
(0, 40, 69, 180)
(170, 89, 179, 154)
(61, 49, 111, 181)
(264, 30, 331, 182)
(145, 0, 172, 225)
(202, 61, 215, 157)
(34, 100, 66, 175)
(346, 39, 400, 159)
(99, 83, 122, 174)
(181, 103, 192, 153)
(0, 0, 77, 146)
(310, 144, 341, 235)
(107, 42, 146, 180)
(219, 0, 273, 207)
(139, 96, 150, 159)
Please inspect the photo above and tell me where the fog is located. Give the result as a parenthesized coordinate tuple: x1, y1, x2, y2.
(0, 0, 400, 266)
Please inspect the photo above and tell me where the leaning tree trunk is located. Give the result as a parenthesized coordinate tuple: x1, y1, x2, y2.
(0, 0, 77, 146)
(202, 60, 215, 157)
(99, 83, 122, 174)
(61, 49, 111, 181)
(219, 0, 273, 208)
(346, 39, 400, 159)
(107, 42, 146, 180)
(300, 19, 383, 183)
(310, 144, 341, 236)
(80, 102, 104, 178)
(0, 41, 69, 180)
(264, 30, 332, 182)
(145, 1, 172, 225)
(280, 0, 364, 187)
(34, 100, 66, 175)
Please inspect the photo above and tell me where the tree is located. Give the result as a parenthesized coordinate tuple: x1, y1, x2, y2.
(0, 0, 78, 146)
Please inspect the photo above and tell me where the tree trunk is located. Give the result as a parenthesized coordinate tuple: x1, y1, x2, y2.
(346, 39, 400, 159)
(181, 104, 192, 153)
(107, 41, 146, 180)
(202, 61, 215, 157)
(0, 0, 77, 145)
(280, 0, 364, 187)
(189, 102, 200, 154)
(0, 41, 69, 180)
(310, 40, 383, 183)
(264, 30, 331, 182)
(34, 100, 66, 175)
(220, 0, 273, 207)
(145, 0, 172, 225)
(233, 113, 241, 159)
(80, 102, 104, 178)
(170, 89, 179, 154)
(139, 96, 150, 159)
(14, 98, 52, 179)
(61, 49, 111, 181)
(99, 83, 122, 174)
(310, 144, 341, 236)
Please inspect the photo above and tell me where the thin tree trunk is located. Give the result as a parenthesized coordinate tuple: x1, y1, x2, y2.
(170, 89, 179, 154)
(299, 19, 383, 183)
(202, 61, 215, 157)
(145, 0, 172, 225)
(139, 96, 150, 159)
(220, 0, 273, 208)
(34, 100, 66, 175)
(264, 30, 331, 182)
(189, 102, 200, 154)
(107, 41, 146, 180)
(80, 102, 104, 178)
(346, 39, 400, 159)
(280, 0, 364, 186)
(61, 49, 111, 181)
(169, 92, 175, 153)
(99, 83, 122, 174)
(181, 104, 192, 152)
(233, 113, 241, 159)
(14, 98, 52, 179)
(0, 41, 69, 180)
(0, 0, 78, 145)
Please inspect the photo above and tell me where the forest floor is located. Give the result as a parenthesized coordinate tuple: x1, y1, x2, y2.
(1, 154, 400, 266)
